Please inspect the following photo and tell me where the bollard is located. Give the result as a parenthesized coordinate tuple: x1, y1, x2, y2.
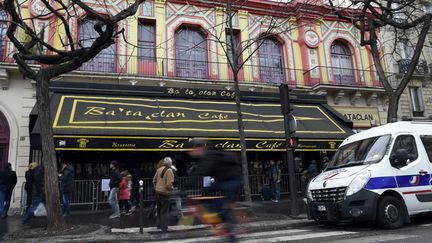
(139, 180, 144, 234)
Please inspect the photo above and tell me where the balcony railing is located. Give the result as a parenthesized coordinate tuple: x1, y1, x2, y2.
(397, 59, 429, 75)
(304, 66, 383, 88)
(76, 53, 300, 85)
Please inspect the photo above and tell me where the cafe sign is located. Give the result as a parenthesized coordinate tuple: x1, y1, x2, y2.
(53, 136, 343, 152)
(334, 107, 381, 128)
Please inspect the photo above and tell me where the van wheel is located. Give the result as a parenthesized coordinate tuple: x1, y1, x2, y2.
(376, 196, 405, 229)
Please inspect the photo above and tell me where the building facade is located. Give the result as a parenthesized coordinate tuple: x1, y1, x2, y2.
(0, 0, 389, 207)
(382, 0, 432, 121)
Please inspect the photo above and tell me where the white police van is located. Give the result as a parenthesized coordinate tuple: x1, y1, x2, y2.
(307, 121, 432, 228)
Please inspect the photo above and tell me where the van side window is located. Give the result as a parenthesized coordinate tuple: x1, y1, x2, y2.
(420, 136, 432, 163)
(390, 135, 418, 168)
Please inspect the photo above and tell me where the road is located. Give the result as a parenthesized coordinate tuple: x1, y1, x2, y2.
(147, 213, 432, 243)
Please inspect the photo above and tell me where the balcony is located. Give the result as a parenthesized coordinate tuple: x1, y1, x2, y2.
(304, 66, 383, 88)
(75, 53, 302, 86)
(397, 59, 429, 76)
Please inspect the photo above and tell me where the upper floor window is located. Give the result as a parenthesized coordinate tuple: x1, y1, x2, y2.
(409, 86, 425, 117)
(175, 27, 208, 79)
(226, 30, 241, 66)
(331, 41, 355, 85)
(0, 9, 7, 61)
(78, 19, 117, 72)
(138, 22, 155, 60)
(258, 37, 285, 84)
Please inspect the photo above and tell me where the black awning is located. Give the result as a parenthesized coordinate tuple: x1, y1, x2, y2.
(31, 93, 353, 151)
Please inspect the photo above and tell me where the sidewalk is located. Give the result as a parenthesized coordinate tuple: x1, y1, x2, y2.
(1, 198, 311, 242)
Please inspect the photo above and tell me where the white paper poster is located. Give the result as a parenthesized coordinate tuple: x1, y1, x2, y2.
(101, 179, 111, 192)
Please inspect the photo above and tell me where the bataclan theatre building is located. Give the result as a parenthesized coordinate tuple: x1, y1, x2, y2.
(29, 82, 353, 182)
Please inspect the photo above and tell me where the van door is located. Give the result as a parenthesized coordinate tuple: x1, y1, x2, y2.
(389, 134, 432, 212)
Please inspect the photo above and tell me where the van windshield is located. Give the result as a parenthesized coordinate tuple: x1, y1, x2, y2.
(327, 134, 391, 170)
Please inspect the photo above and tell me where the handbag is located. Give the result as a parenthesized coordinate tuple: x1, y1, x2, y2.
(34, 202, 47, 217)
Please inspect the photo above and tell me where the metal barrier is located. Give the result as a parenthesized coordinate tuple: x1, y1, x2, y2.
(20, 173, 306, 212)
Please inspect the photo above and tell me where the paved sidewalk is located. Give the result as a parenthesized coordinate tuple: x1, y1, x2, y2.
(1, 198, 310, 242)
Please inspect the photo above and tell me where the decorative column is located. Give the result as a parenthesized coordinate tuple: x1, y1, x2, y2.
(238, 10, 252, 82)
(216, 7, 229, 81)
(155, 0, 166, 76)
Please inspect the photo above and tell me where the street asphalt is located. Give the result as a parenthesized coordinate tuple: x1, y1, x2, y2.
(3, 199, 432, 242)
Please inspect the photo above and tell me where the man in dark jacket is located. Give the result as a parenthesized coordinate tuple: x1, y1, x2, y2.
(24, 163, 38, 213)
(59, 163, 74, 216)
(108, 160, 121, 219)
(0, 163, 17, 219)
(189, 139, 241, 242)
(22, 164, 44, 227)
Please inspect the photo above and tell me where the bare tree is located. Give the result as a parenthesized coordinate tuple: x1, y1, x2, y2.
(330, 0, 432, 122)
(208, 0, 311, 202)
(4, 0, 145, 230)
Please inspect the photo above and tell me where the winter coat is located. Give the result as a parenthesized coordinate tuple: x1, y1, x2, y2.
(59, 165, 75, 193)
(32, 166, 44, 198)
(25, 170, 34, 192)
(193, 150, 241, 182)
(153, 166, 174, 195)
(109, 169, 121, 189)
(0, 168, 17, 192)
(119, 178, 131, 200)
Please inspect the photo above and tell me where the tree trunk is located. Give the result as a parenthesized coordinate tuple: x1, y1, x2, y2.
(386, 95, 399, 123)
(35, 73, 67, 231)
(233, 76, 252, 203)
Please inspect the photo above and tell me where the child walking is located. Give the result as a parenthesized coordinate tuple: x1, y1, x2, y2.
(119, 170, 132, 215)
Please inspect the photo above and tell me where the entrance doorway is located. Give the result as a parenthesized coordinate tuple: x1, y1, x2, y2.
(0, 111, 10, 168)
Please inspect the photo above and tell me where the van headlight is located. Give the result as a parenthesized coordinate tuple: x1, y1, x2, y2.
(346, 170, 371, 197)
(306, 181, 313, 200)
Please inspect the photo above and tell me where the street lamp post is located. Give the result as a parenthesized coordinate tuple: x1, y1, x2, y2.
(139, 180, 144, 234)
(279, 84, 299, 216)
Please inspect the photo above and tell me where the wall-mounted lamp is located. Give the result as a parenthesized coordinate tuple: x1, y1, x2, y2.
(129, 80, 138, 86)
(225, 85, 232, 91)
(159, 81, 167, 87)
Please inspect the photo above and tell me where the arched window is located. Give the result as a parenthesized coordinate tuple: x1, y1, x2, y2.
(331, 41, 355, 84)
(175, 27, 208, 79)
(0, 111, 10, 169)
(0, 9, 8, 61)
(258, 37, 285, 83)
(78, 19, 117, 72)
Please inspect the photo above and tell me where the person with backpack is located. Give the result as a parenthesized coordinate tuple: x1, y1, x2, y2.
(153, 157, 174, 232)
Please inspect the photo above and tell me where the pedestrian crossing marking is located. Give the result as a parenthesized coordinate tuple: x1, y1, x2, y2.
(148, 228, 357, 243)
(328, 234, 417, 243)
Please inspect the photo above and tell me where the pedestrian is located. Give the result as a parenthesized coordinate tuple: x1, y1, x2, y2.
(24, 162, 38, 212)
(108, 160, 121, 219)
(0, 163, 17, 219)
(189, 138, 242, 243)
(153, 157, 175, 232)
(171, 159, 183, 217)
(59, 162, 74, 216)
(21, 163, 44, 227)
(267, 160, 281, 203)
(119, 170, 132, 215)
(321, 155, 330, 171)
(307, 160, 319, 180)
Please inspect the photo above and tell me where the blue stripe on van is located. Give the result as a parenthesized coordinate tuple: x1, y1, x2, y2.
(366, 177, 398, 190)
(366, 174, 431, 190)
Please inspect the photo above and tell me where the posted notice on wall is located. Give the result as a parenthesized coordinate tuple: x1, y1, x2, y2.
(101, 179, 111, 192)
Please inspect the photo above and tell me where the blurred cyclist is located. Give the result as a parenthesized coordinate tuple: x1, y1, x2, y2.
(189, 138, 242, 242)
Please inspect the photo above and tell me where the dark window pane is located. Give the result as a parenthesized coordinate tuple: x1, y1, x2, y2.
(258, 37, 285, 83)
(175, 27, 208, 79)
(331, 41, 354, 84)
(78, 19, 117, 72)
(138, 23, 155, 60)
(0, 9, 7, 61)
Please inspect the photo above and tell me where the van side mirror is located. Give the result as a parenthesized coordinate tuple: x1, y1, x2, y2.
(390, 149, 409, 168)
